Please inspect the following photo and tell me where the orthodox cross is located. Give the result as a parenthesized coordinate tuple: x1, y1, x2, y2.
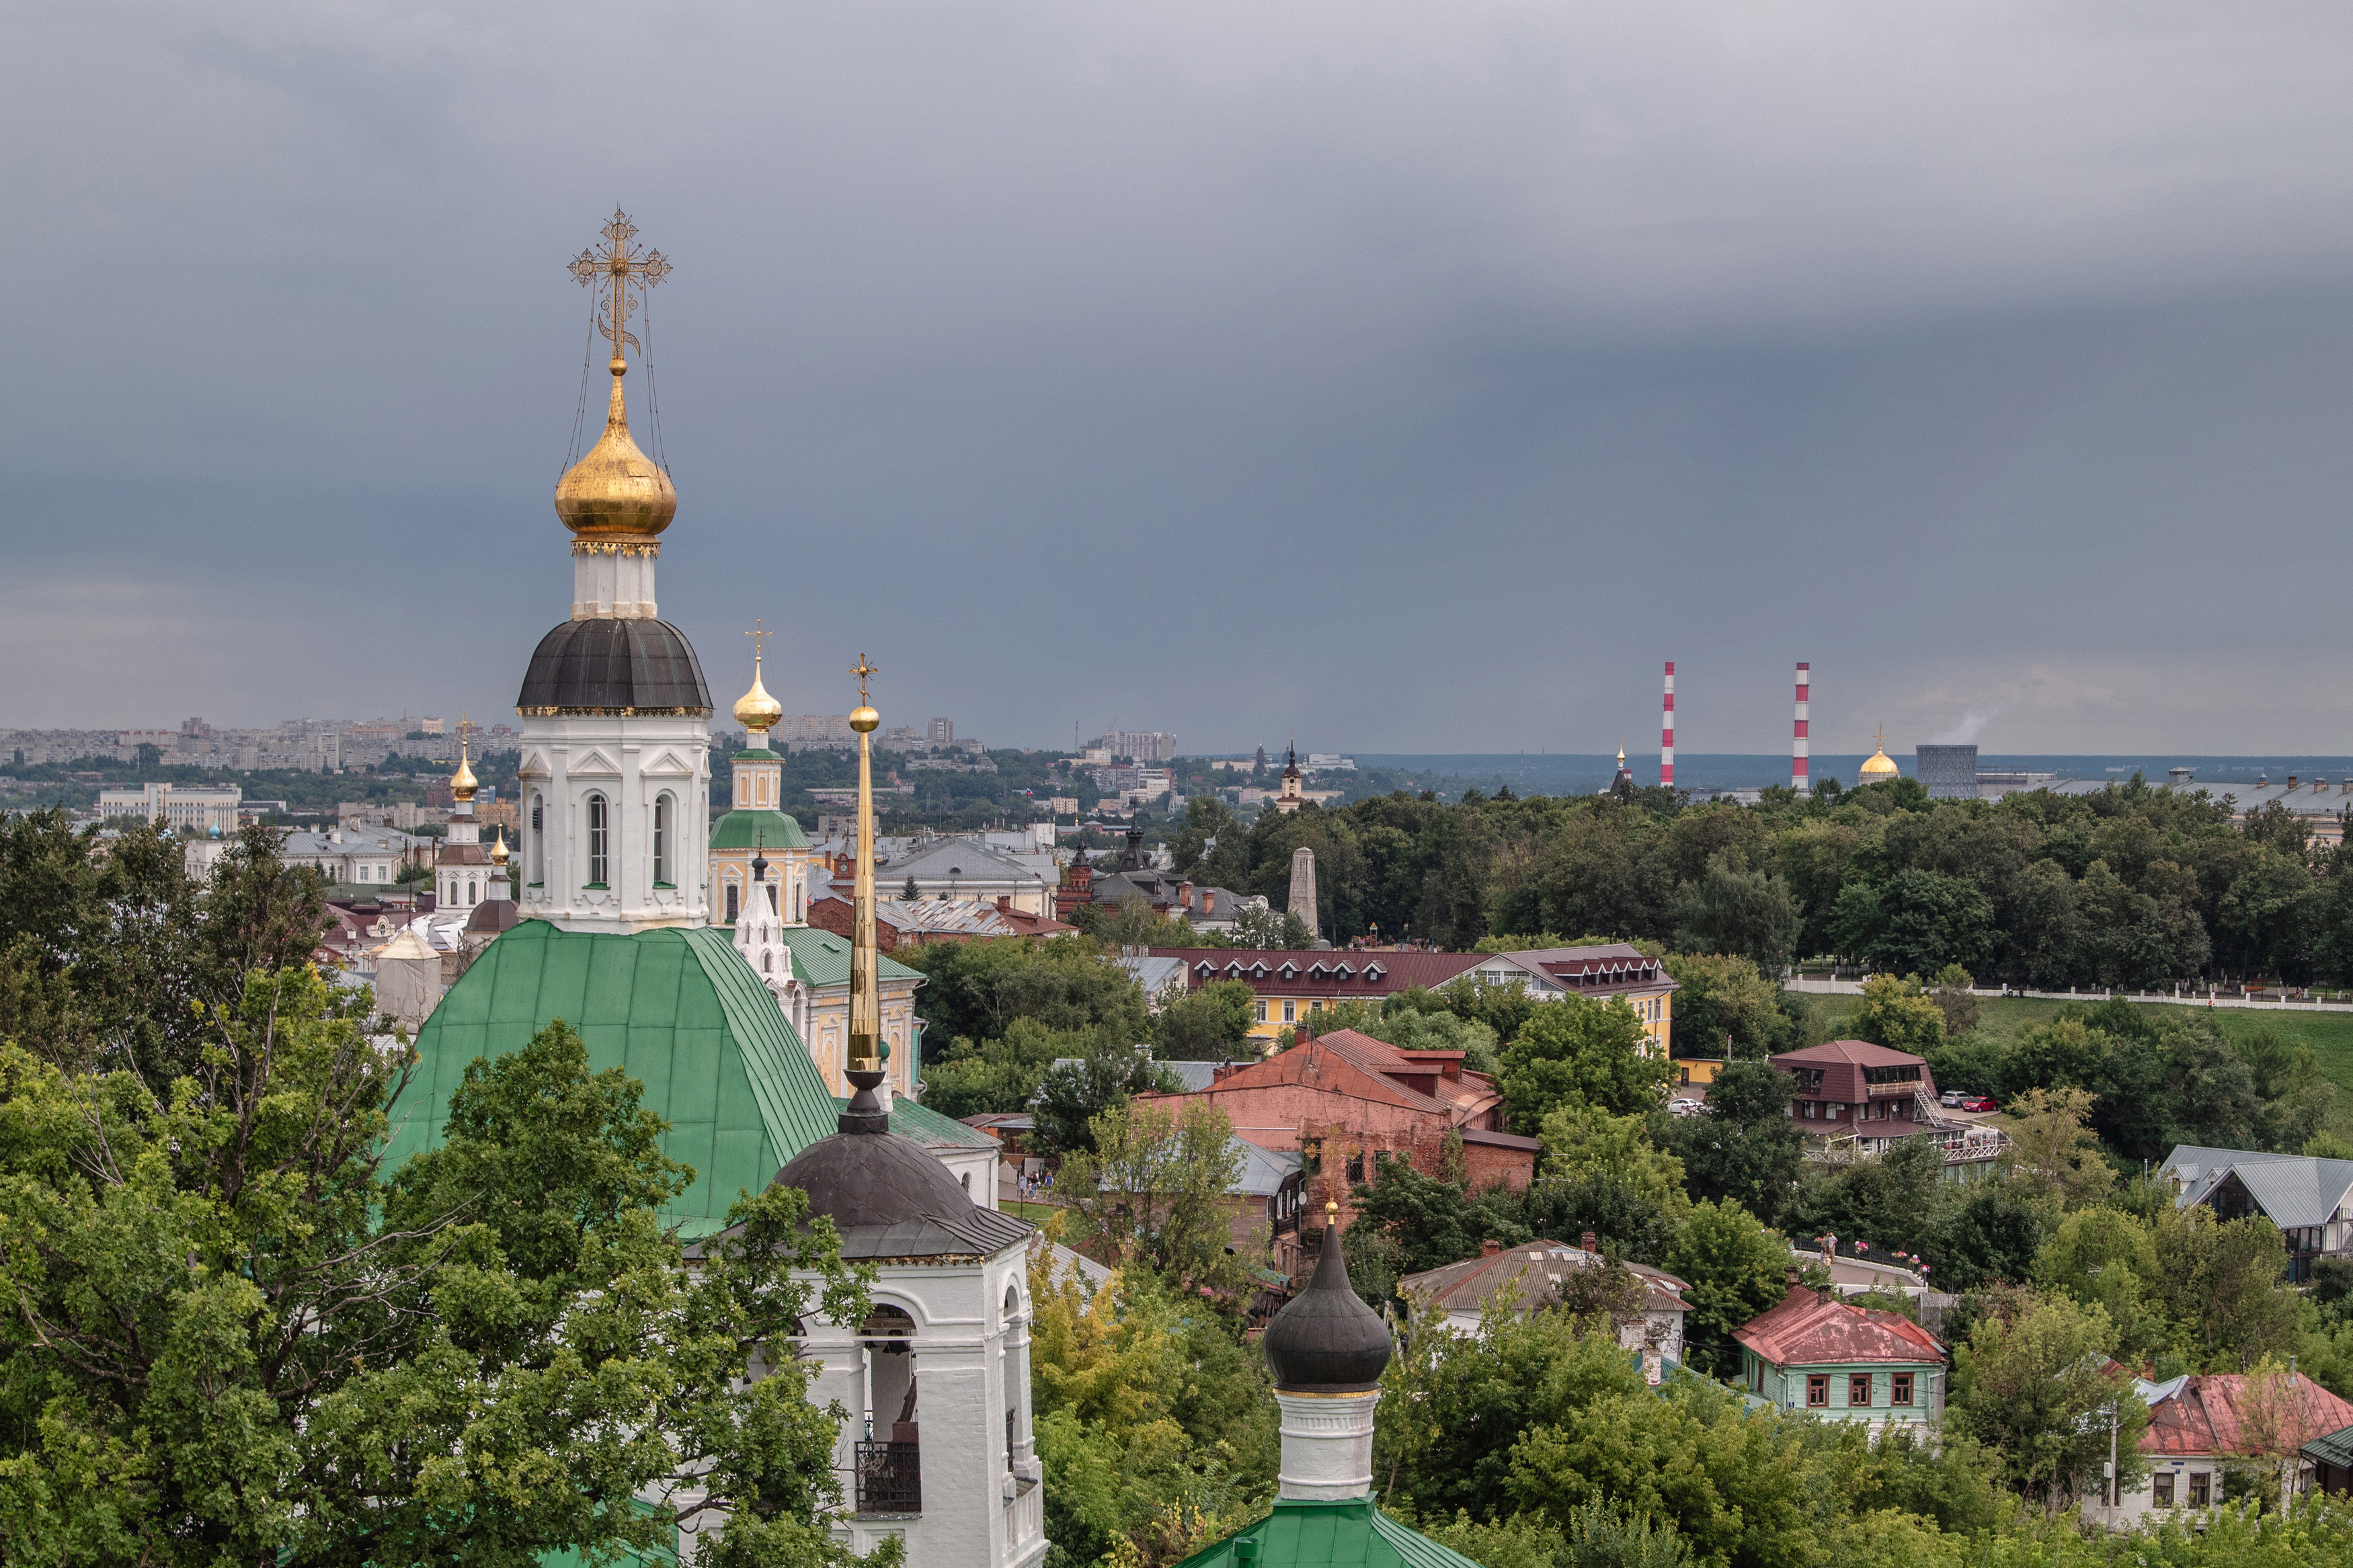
(851, 653, 879, 704)
(745, 618, 770, 664)
(456, 712, 477, 758)
(568, 209, 672, 364)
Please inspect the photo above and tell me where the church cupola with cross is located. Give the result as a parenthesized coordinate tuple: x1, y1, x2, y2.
(513, 210, 713, 935)
(711, 622, 814, 932)
(435, 718, 493, 913)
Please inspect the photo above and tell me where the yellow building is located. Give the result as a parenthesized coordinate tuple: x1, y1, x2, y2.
(1462, 945, 1677, 1058)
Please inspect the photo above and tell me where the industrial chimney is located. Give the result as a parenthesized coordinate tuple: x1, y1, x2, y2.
(1660, 662, 1675, 789)
(1792, 663, 1810, 792)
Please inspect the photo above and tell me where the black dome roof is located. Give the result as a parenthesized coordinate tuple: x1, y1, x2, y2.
(1263, 1220, 1392, 1393)
(518, 617, 711, 712)
(770, 1088, 1033, 1262)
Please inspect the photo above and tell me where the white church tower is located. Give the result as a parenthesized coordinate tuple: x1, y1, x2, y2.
(513, 211, 713, 934)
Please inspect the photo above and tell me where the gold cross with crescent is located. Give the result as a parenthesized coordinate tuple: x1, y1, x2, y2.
(567, 209, 672, 366)
(850, 653, 879, 705)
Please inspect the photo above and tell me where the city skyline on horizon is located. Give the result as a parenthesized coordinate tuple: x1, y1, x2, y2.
(7, 6, 2353, 755)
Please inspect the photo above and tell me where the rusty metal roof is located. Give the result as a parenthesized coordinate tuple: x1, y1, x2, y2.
(1734, 1286, 1944, 1368)
(2142, 1373, 2353, 1458)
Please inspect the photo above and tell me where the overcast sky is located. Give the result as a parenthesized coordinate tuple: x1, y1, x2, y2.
(7, 2, 2353, 755)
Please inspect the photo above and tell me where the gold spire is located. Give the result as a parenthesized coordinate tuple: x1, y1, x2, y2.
(848, 654, 882, 1075)
(489, 830, 509, 866)
(555, 210, 677, 539)
(450, 714, 479, 803)
(1859, 726, 1899, 781)
(733, 620, 783, 735)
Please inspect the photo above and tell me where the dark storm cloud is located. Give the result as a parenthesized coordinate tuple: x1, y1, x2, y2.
(5, 1, 2352, 754)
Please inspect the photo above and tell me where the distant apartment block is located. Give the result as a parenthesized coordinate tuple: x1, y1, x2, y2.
(1094, 730, 1176, 763)
(97, 782, 242, 835)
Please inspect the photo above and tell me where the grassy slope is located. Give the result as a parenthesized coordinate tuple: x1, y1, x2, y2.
(1803, 993, 2353, 1130)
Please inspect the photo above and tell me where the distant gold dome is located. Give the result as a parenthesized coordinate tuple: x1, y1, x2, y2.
(489, 831, 509, 866)
(850, 705, 880, 734)
(450, 751, 479, 802)
(1858, 729, 1899, 782)
(554, 361, 677, 538)
(734, 653, 784, 735)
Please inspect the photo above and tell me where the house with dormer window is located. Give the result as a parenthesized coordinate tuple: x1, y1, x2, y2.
(1147, 948, 1484, 1044)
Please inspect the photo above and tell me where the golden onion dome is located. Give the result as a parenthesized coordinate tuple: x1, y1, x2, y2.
(733, 653, 784, 735)
(1858, 729, 1899, 782)
(554, 360, 677, 538)
(850, 705, 880, 734)
(449, 751, 479, 802)
(489, 831, 509, 866)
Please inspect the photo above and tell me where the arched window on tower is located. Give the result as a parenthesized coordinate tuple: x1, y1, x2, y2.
(653, 794, 672, 886)
(528, 792, 544, 886)
(725, 880, 740, 924)
(763, 951, 772, 974)
(586, 794, 609, 886)
(467, 879, 477, 905)
(767, 881, 779, 915)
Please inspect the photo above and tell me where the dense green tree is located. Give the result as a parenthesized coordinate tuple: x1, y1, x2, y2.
(898, 935, 1148, 1057)
(1650, 1060, 1803, 1222)
(1847, 974, 1945, 1055)
(1659, 953, 1786, 1060)
(1496, 996, 1671, 1128)
(1034, 1041, 1181, 1152)
(1947, 1291, 2148, 1510)
(0, 812, 327, 1082)
(1150, 979, 1257, 1060)
(1661, 1198, 1792, 1376)
(1669, 857, 1802, 970)
(0, 997, 876, 1568)
(1830, 869, 1997, 977)
(1062, 1100, 1250, 1291)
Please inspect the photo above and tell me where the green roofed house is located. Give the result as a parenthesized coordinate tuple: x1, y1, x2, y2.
(1168, 1212, 1482, 1568)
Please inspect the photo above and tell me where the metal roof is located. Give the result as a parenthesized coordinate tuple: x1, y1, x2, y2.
(387, 920, 842, 1237)
(2162, 1145, 2353, 1227)
(1170, 1497, 1485, 1568)
(516, 616, 711, 712)
(709, 807, 811, 850)
(2305, 1420, 2353, 1471)
(774, 926, 924, 987)
(1734, 1286, 1945, 1368)
(877, 1095, 1002, 1151)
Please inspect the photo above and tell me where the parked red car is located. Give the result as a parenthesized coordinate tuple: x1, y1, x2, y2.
(1959, 1096, 1997, 1113)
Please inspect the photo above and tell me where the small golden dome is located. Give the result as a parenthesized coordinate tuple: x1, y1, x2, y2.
(1859, 728, 1899, 782)
(450, 751, 479, 802)
(554, 362, 677, 538)
(734, 653, 783, 735)
(489, 831, 509, 866)
(850, 705, 880, 734)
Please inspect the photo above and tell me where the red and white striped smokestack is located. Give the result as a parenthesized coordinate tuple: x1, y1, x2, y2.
(1660, 662, 1675, 788)
(1792, 663, 1810, 791)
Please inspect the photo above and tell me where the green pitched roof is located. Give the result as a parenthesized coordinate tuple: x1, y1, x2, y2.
(386, 920, 842, 1237)
(709, 807, 811, 850)
(868, 1095, 1000, 1151)
(1173, 1499, 1482, 1568)
(777, 926, 922, 986)
(2306, 1420, 2353, 1470)
(733, 746, 783, 762)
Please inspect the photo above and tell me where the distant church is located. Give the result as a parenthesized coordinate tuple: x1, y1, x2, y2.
(385, 213, 1034, 1568)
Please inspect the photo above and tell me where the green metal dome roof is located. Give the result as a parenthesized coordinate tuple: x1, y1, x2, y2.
(709, 807, 811, 850)
(384, 920, 841, 1236)
(1172, 1499, 1482, 1568)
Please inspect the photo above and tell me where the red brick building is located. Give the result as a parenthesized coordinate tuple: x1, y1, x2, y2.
(1139, 1027, 1541, 1230)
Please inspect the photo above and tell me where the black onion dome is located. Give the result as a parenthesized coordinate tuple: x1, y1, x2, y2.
(769, 1084, 1033, 1261)
(518, 618, 711, 712)
(1263, 1221, 1392, 1392)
